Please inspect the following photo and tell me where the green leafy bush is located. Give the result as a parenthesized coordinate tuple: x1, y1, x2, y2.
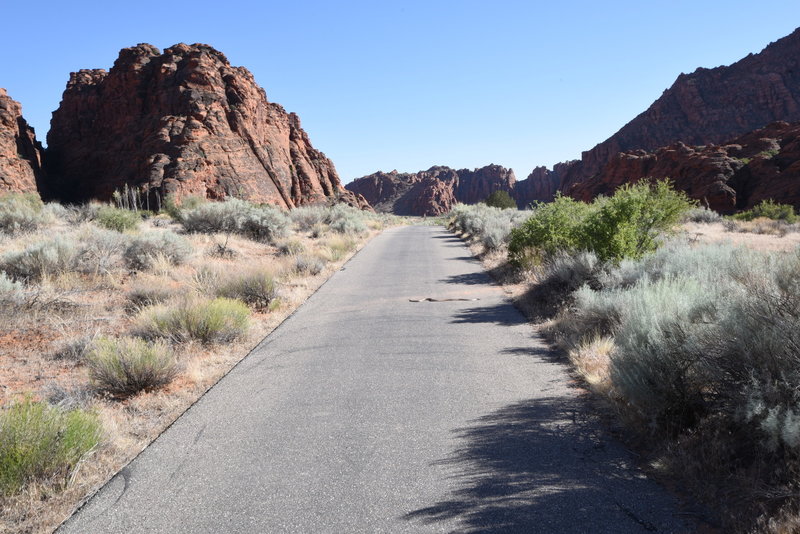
(732, 199, 797, 223)
(508, 181, 693, 264)
(96, 206, 141, 232)
(87, 336, 177, 397)
(0, 398, 101, 495)
(483, 190, 518, 209)
(508, 194, 592, 264)
(123, 231, 192, 270)
(214, 268, 280, 310)
(136, 297, 250, 344)
(581, 181, 694, 262)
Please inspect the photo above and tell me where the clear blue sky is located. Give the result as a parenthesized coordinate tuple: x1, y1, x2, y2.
(2, 1, 798, 183)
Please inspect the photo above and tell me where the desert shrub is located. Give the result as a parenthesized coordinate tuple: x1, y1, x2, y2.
(0, 236, 80, 281)
(329, 214, 368, 235)
(124, 231, 192, 270)
(214, 268, 280, 310)
(75, 226, 129, 275)
(323, 204, 369, 235)
(702, 252, 800, 450)
(43, 202, 70, 221)
(607, 276, 719, 430)
(0, 193, 53, 234)
(276, 239, 305, 256)
(324, 236, 357, 261)
(449, 204, 527, 252)
(126, 278, 179, 310)
(0, 397, 101, 495)
(733, 199, 797, 223)
(484, 190, 518, 209)
(96, 206, 141, 232)
(581, 181, 694, 262)
(294, 254, 326, 275)
(50, 336, 93, 361)
(0, 271, 23, 301)
(181, 198, 290, 243)
(683, 206, 723, 223)
(290, 206, 327, 231)
(86, 336, 178, 397)
(239, 204, 291, 242)
(180, 198, 245, 234)
(136, 297, 250, 344)
(508, 194, 592, 264)
(64, 202, 102, 224)
(162, 194, 207, 220)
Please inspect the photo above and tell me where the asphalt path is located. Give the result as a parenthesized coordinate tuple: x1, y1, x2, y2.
(59, 226, 689, 533)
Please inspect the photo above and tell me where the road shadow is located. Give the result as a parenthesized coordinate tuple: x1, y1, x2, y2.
(403, 397, 687, 533)
(440, 272, 491, 285)
(451, 303, 527, 327)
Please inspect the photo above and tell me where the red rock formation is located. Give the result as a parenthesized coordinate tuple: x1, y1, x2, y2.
(454, 164, 516, 204)
(564, 121, 800, 213)
(45, 43, 352, 208)
(346, 164, 515, 215)
(0, 89, 44, 195)
(519, 27, 800, 204)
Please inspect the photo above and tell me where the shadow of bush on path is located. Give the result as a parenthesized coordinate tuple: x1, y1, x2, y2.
(403, 397, 689, 533)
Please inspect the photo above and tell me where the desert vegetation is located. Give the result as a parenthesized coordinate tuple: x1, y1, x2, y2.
(448, 183, 800, 531)
(0, 192, 396, 533)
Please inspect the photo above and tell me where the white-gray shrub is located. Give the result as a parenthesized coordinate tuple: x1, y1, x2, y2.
(0, 236, 80, 281)
(124, 231, 192, 270)
(0, 195, 54, 234)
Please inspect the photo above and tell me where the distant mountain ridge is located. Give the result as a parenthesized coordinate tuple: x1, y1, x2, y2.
(519, 26, 800, 204)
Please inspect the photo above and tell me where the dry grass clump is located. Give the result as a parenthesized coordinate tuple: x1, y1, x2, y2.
(86, 337, 178, 398)
(214, 268, 281, 311)
(0, 397, 101, 496)
(135, 297, 251, 344)
(294, 254, 326, 275)
(126, 276, 181, 310)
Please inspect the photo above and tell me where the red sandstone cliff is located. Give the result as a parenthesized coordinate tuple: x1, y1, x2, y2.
(518, 27, 800, 206)
(0, 89, 44, 196)
(45, 43, 359, 208)
(566, 121, 800, 212)
(346, 164, 515, 216)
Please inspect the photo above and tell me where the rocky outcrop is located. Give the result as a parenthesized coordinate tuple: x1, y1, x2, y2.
(520, 27, 800, 203)
(565, 121, 800, 212)
(0, 89, 45, 196)
(45, 43, 351, 208)
(346, 164, 515, 216)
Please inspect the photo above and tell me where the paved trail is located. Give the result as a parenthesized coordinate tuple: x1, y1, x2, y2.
(60, 226, 689, 533)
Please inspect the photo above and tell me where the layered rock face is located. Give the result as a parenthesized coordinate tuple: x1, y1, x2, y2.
(0, 89, 45, 195)
(45, 43, 352, 208)
(566, 121, 800, 212)
(519, 27, 800, 204)
(346, 164, 515, 216)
